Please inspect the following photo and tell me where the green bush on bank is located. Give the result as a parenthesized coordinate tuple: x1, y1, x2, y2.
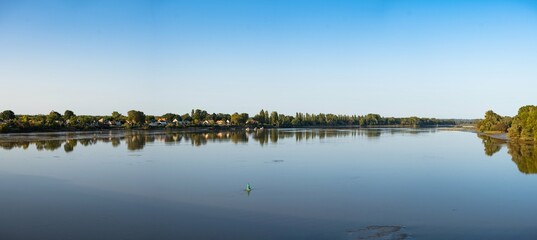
(508, 105, 537, 142)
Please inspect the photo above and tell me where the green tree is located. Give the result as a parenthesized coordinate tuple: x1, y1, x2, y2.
(145, 115, 155, 122)
(231, 112, 240, 125)
(64, 110, 75, 120)
(231, 112, 248, 125)
(111, 111, 123, 121)
(46, 111, 62, 124)
(191, 109, 208, 124)
(254, 109, 267, 124)
(270, 111, 279, 126)
(127, 110, 146, 125)
(477, 110, 510, 132)
(161, 113, 179, 122)
(365, 114, 381, 125)
(1, 110, 15, 120)
(240, 113, 249, 124)
(508, 105, 537, 141)
(181, 113, 192, 123)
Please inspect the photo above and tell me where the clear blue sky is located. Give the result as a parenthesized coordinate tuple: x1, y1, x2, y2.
(1, 0, 536, 118)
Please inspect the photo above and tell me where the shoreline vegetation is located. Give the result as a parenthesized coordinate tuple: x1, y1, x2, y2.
(476, 105, 537, 143)
(0, 109, 460, 134)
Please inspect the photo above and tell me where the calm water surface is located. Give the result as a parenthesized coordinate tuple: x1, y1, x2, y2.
(0, 129, 536, 239)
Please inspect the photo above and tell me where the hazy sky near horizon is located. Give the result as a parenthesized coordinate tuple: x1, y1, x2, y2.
(1, 0, 536, 118)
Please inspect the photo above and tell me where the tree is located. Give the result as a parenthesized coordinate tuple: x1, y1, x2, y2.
(191, 109, 208, 124)
(270, 111, 279, 126)
(254, 109, 266, 124)
(231, 112, 240, 125)
(278, 114, 292, 126)
(365, 114, 381, 125)
(477, 110, 511, 133)
(64, 110, 75, 120)
(181, 113, 192, 122)
(127, 110, 145, 125)
(145, 115, 155, 122)
(47, 111, 62, 124)
(508, 105, 537, 141)
(264, 110, 269, 124)
(111, 111, 122, 121)
(240, 113, 249, 124)
(1, 110, 15, 120)
(162, 113, 177, 122)
(231, 112, 248, 125)
(76, 115, 96, 128)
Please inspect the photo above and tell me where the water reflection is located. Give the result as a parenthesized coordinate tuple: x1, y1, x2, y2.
(478, 135, 537, 174)
(478, 135, 503, 156)
(63, 139, 77, 153)
(0, 128, 434, 153)
(508, 142, 537, 174)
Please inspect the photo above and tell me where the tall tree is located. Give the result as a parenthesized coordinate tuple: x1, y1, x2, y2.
(254, 109, 266, 124)
(191, 109, 208, 124)
(270, 111, 279, 126)
(127, 110, 145, 125)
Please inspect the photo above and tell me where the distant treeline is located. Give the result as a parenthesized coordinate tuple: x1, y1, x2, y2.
(0, 109, 456, 133)
(477, 105, 537, 142)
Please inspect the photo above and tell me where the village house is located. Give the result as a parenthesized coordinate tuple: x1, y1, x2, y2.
(98, 118, 122, 127)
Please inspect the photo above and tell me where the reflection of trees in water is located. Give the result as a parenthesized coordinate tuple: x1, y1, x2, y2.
(64, 139, 77, 153)
(477, 134, 537, 174)
(366, 129, 382, 138)
(78, 138, 97, 146)
(230, 131, 248, 144)
(188, 133, 207, 146)
(270, 130, 278, 143)
(0, 141, 30, 150)
(36, 140, 63, 151)
(252, 131, 269, 146)
(0, 128, 430, 153)
(111, 138, 121, 147)
(478, 135, 503, 156)
(507, 142, 537, 174)
(163, 134, 177, 145)
(126, 135, 146, 151)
